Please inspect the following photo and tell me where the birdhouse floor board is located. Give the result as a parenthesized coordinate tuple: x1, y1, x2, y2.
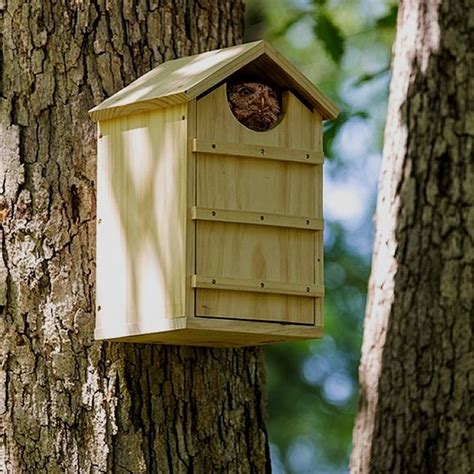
(191, 207, 323, 231)
(95, 316, 323, 347)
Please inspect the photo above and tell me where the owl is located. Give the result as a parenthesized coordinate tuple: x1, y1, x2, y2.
(227, 82, 281, 132)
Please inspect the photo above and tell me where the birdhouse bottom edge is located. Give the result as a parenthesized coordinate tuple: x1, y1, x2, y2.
(94, 316, 323, 347)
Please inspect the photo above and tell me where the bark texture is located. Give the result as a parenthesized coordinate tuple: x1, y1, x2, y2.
(0, 1, 271, 472)
(351, 1, 473, 472)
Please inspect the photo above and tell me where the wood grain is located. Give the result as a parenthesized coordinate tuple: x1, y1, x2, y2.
(192, 275, 324, 297)
(192, 207, 323, 230)
(96, 104, 189, 340)
(192, 138, 324, 164)
(89, 40, 339, 121)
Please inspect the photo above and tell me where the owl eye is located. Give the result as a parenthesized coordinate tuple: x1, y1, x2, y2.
(240, 87, 252, 95)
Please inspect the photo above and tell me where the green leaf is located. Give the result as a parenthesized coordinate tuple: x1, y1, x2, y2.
(353, 66, 390, 87)
(375, 4, 398, 29)
(314, 10, 345, 64)
(270, 10, 308, 38)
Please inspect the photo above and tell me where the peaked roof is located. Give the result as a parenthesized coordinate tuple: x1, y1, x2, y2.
(89, 40, 339, 121)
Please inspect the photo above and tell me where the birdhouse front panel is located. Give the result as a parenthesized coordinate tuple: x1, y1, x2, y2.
(191, 84, 324, 326)
(90, 40, 338, 346)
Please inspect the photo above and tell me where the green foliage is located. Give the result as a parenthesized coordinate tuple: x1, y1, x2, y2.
(313, 10, 345, 64)
(375, 4, 398, 29)
(353, 66, 390, 87)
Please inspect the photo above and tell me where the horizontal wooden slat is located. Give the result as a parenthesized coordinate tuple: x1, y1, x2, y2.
(192, 138, 323, 164)
(192, 275, 324, 298)
(191, 207, 323, 230)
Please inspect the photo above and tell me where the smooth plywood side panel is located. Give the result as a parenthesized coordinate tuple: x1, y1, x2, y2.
(196, 290, 314, 324)
(96, 104, 188, 340)
(196, 84, 320, 150)
(196, 154, 318, 218)
(96, 121, 129, 335)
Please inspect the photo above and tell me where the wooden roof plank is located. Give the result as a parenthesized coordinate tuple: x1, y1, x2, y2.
(89, 40, 339, 121)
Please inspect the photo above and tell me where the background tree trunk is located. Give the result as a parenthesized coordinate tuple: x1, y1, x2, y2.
(351, 0, 473, 472)
(0, 1, 270, 472)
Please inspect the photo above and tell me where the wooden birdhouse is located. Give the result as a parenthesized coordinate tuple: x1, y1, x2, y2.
(89, 40, 338, 347)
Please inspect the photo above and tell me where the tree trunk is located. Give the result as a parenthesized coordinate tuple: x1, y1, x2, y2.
(0, 1, 270, 472)
(351, 1, 473, 472)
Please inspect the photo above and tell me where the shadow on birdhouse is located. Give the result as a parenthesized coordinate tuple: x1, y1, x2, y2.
(89, 40, 339, 347)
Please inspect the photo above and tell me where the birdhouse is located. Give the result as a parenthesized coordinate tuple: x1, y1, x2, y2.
(89, 40, 338, 347)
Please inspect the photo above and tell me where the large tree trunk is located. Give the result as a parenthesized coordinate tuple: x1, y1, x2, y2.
(351, 1, 473, 472)
(0, 1, 270, 472)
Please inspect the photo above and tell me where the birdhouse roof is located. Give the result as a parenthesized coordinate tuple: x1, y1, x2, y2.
(89, 40, 339, 122)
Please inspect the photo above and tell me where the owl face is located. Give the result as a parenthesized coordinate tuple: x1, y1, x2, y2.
(227, 82, 281, 132)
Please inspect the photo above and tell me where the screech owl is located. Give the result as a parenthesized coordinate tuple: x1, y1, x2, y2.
(227, 82, 281, 132)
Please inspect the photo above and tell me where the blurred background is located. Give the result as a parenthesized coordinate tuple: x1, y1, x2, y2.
(243, 0, 397, 472)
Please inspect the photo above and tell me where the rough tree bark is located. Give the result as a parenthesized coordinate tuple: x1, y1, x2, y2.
(0, 1, 270, 472)
(351, 1, 473, 472)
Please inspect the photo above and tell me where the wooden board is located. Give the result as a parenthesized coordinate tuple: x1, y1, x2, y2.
(196, 290, 314, 324)
(95, 316, 323, 347)
(196, 84, 322, 149)
(192, 139, 324, 164)
(89, 40, 339, 121)
(196, 222, 314, 282)
(96, 104, 189, 339)
(192, 207, 323, 231)
(195, 221, 315, 323)
(196, 154, 320, 218)
(192, 275, 324, 297)
(191, 84, 324, 327)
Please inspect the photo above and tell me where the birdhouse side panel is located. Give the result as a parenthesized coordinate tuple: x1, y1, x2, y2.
(95, 104, 189, 340)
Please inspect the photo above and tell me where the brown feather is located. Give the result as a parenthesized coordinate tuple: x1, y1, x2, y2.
(227, 82, 281, 132)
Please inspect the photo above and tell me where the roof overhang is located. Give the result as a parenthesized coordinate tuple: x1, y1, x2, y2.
(89, 40, 339, 122)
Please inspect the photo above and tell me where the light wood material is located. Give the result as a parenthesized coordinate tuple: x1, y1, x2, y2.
(192, 275, 324, 297)
(192, 139, 324, 164)
(195, 221, 315, 323)
(185, 100, 197, 318)
(89, 40, 339, 121)
(191, 207, 323, 230)
(95, 316, 323, 347)
(196, 222, 314, 283)
(195, 290, 315, 324)
(93, 43, 328, 346)
(96, 104, 189, 336)
(196, 84, 321, 150)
